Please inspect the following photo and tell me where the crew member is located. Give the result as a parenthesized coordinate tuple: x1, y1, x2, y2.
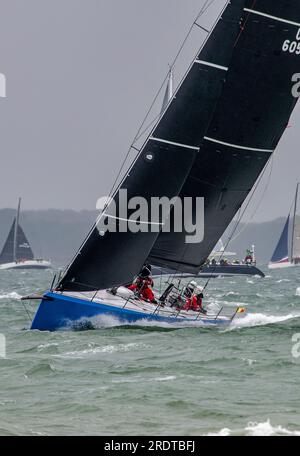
(183, 281, 197, 299)
(183, 286, 206, 314)
(127, 264, 157, 304)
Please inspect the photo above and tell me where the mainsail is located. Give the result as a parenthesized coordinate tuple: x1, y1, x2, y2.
(59, 0, 300, 291)
(270, 216, 290, 263)
(148, 0, 300, 273)
(270, 184, 300, 264)
(0, 220, 34, 264)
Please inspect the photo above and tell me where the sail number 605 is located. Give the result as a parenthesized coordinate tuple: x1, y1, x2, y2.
(282, 28, 300, 54)
(282, 40, 300, 54)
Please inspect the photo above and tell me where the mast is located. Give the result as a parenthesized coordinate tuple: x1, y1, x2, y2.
(252, 245, 255, 264)
(291, 183, 299, 263)
(13, 198, 21, 262)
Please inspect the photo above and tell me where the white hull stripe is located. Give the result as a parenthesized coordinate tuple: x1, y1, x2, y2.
(244, 8, 300, 27)
(150, 136, 200, 151)
(204, 136, 274, 153)
(103, 214, 164, 226)
(195, 59, 228, 71)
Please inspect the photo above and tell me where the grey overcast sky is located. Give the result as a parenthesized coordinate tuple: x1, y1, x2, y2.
(0, 0, 300, 222)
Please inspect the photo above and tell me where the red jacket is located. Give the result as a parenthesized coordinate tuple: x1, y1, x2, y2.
(128, 277, 155, 302)
(183, 295, 203, 312)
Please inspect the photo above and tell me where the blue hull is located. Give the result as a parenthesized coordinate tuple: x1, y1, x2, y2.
(30, 292, 230, 331)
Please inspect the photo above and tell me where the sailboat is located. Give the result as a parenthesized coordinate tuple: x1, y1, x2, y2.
(152, 242, 265, 279)
(26, 1, 300, 331)
(200, 242, 265, 278)
(268, 184, 300, 269)
(0, 198, 51, 270)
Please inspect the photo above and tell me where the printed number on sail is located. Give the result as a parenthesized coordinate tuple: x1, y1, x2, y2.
(282, 28, 300, 54)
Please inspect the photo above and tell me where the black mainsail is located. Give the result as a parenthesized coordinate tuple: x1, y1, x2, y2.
(0, 199, 34, 265)
(148, 0, 300, 273)
(59, 0, 300, 291)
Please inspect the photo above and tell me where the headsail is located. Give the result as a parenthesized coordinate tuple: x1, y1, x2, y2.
(0, 220, 34, 264)
(148, 0, 300, 273)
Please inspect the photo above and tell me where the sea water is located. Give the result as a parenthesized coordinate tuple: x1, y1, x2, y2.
(0, 267, 299, 436)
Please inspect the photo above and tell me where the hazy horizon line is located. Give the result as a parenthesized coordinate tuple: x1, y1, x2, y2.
(0, 206, 290, 225)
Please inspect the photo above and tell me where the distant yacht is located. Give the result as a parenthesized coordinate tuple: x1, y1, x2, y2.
(200, 244, 265, 278)
(0, 198, 51, 270)
(153, 243, 265, 279)
(269, 184, 300, 269)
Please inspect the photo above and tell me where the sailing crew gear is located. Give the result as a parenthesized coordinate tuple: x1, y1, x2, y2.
(128, 275, 156, 303)
(139, 264, 152, 278)
(183, 281, 197, 298)
(183, 290, 205, 313)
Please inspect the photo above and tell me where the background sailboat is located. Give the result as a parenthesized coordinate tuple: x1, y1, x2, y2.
(152, 240, 265, 278)
(269, 184, 300, 269)
(0, 198, 51, 270)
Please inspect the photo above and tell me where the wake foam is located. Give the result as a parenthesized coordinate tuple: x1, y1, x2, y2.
(65, 309, 300, 332)
(0, 291, 22, 300)
(67, 313, 222, 331)
(229, 312, 300, 330)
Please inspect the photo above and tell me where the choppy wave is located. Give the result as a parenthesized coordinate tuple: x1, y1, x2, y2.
(55, 342, 151, 358)
(245, 420, 300, 436)
(205, 420, 300, 436)
(230, 312, 300, 330)
(0, 291, 22, 300)
(112, 375, 177, 384)
(1, 267, 300, 436)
